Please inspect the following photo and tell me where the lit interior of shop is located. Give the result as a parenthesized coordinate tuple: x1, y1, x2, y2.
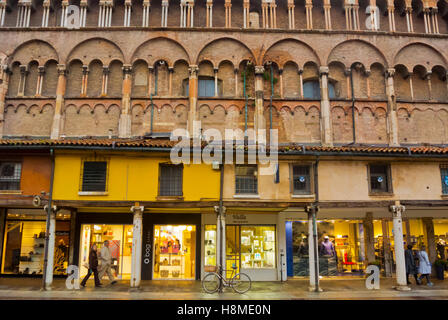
(153, 225, 196, 280)
(79, 224, 133, 280)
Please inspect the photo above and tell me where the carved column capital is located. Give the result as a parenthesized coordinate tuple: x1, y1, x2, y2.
(188, 65, 199, 77)
(385, 68, 395, 78)
(319, 66, 329, 77)
(254, 66, 265, 75)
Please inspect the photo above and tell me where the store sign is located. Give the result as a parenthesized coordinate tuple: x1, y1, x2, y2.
(230, 214, 248, 224)
(143, 229, 152, 265)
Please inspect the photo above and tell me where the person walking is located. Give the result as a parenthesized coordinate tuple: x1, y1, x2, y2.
(80, 243, 102, 288)
(98, 240, 117, 285)
(417, 245, 433, 286)
(405, 244, 419, 285)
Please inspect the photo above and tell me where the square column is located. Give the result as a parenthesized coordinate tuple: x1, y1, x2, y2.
(319, 66, 333, 147)
(43, 205, 57, 290)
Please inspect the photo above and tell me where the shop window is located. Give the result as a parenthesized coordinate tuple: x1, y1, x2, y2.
(0, 162, 22, 191)
(235, 165, 258, 195)
(1, 210, 71, 275)
(153, 225, 196, 279)
(240, 226, 276, 269)
(79, 224, 133, 280)
(159, 164, 183, 196)
(303, 80, 335, 99)
(204, 225, 217, 270)
(81, 161, 108, 192)
(368, 164, 392, 194)
(291, 165, 312, 195)
(441, 166, 448, 195)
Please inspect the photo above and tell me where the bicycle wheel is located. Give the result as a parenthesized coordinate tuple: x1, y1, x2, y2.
(231, 273, 251, 294)
(202, 273, 220, 293)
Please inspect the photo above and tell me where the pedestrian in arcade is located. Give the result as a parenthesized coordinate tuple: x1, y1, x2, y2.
(417, 245, 434, 286)
(99, 240, 117, 285)
(405, 244, 419, 285)
(80, 243, 102, 288)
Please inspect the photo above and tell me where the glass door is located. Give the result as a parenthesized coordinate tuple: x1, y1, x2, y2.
(225, 225, 240, 277)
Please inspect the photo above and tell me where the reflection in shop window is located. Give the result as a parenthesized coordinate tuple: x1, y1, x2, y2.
(241, 226, 276, 269)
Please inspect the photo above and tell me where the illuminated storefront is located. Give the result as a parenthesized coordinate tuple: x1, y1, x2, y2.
(202, 213, 278, 281)
(286, 219, 366, 277)
(141, 214, 201, 280)
(79, 224, 133, 279)
(153, 225, 196, 279)
(1, 209, 71, 276)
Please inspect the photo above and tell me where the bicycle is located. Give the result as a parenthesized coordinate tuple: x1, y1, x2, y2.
(202, 264, 251, 294)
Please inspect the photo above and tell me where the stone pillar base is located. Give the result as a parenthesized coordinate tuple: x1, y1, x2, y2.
(393, 285, 411, 291)
(308, 286, 323, 292)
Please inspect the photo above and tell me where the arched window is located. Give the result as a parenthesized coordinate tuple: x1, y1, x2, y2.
(303, 80, 335, 99)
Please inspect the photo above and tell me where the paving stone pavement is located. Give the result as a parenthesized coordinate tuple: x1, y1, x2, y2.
(0, 277, 447, 300)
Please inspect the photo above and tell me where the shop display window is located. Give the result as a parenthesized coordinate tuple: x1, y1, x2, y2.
(1, 210, 71, 275)
(204, 225, 216, 270)
(434, 219, 448, 260)
(240, 226, 276, 269)
(79, 224, 133, 280)
(153, 225, 196, 279)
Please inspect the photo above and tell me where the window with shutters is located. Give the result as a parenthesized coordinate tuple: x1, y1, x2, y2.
(159, 164, 183, 197)
(0, 162, 22, 191)
(292, 165, 312, 195)
(368, 164, 392, 194)
(80, 161, 108, 192)
(235, 165, 258, 195)
(441, 165, 448, 195)
(303, 80, 335, 99)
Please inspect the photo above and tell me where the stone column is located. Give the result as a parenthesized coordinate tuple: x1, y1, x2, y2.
(363, 212, 376, 263)
(215, 206, 227, 282)
(422, 217, 436, 265)
(390, 203, 410, 290)
(44, 206, 57, 289)
(81, 65, 89, 97)
(382, 219, 393, 277)
(279, 69, 283, 98)
(254, 66, 265, 134)
(168, 67, 174, 96)
(50, 65, 67, 139)
(130, 206, 144, 288)
(101, 66, 109, 96)
(214, 67, 218, 97)
(0, 65, 10, 138)
(425, 71, 432, 101)
(319, 66, 332, 147)
(119, 64, 132, 138)
(68, 210, 77, 266)
(18, 65, 27, 97)
(306, 205, 320, 291)
(385, 68, 399, 147)
(187, 65, 199, 138)
(36, 66, 45, 96)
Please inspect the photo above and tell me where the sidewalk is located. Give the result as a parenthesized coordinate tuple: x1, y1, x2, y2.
(0, 277, 447, 299)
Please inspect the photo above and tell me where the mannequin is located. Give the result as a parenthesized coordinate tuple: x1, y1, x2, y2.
(320, 236, 336, 256)
(437, 239, 446, 260)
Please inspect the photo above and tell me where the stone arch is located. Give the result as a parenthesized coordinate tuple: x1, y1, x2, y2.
(66, 38, 124, 66)
(263, 39, 320, 69)
(132, 37, 190, 67)
(9, 40, 58, 67)
(327, 40, 387, 69)
(196, 38, 255, 67)
(394, 43, 447, 71)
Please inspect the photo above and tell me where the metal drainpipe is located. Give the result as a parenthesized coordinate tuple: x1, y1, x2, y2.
(270, 64, 273, 131)
(150, 63, 159, 135)
(42, 148, 55, 290)
(244, 64, 248, 133)
(313, 156, 320, 292)
(218, 163, 225, 292)
(349, 68, 356, 144)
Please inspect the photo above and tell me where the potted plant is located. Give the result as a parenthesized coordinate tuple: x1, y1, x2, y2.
(434, 259, 446, 280)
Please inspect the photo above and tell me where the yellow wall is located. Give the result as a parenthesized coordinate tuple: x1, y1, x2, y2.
(53, 152, 220, 201)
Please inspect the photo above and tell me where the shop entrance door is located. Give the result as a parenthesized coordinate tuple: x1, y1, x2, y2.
(225, 225, 241, 276)
(153, 225, 196, 280)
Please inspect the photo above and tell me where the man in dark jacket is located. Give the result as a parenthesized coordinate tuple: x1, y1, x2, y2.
(81, 243, 102, 287)
(405, 244, 419, 285)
